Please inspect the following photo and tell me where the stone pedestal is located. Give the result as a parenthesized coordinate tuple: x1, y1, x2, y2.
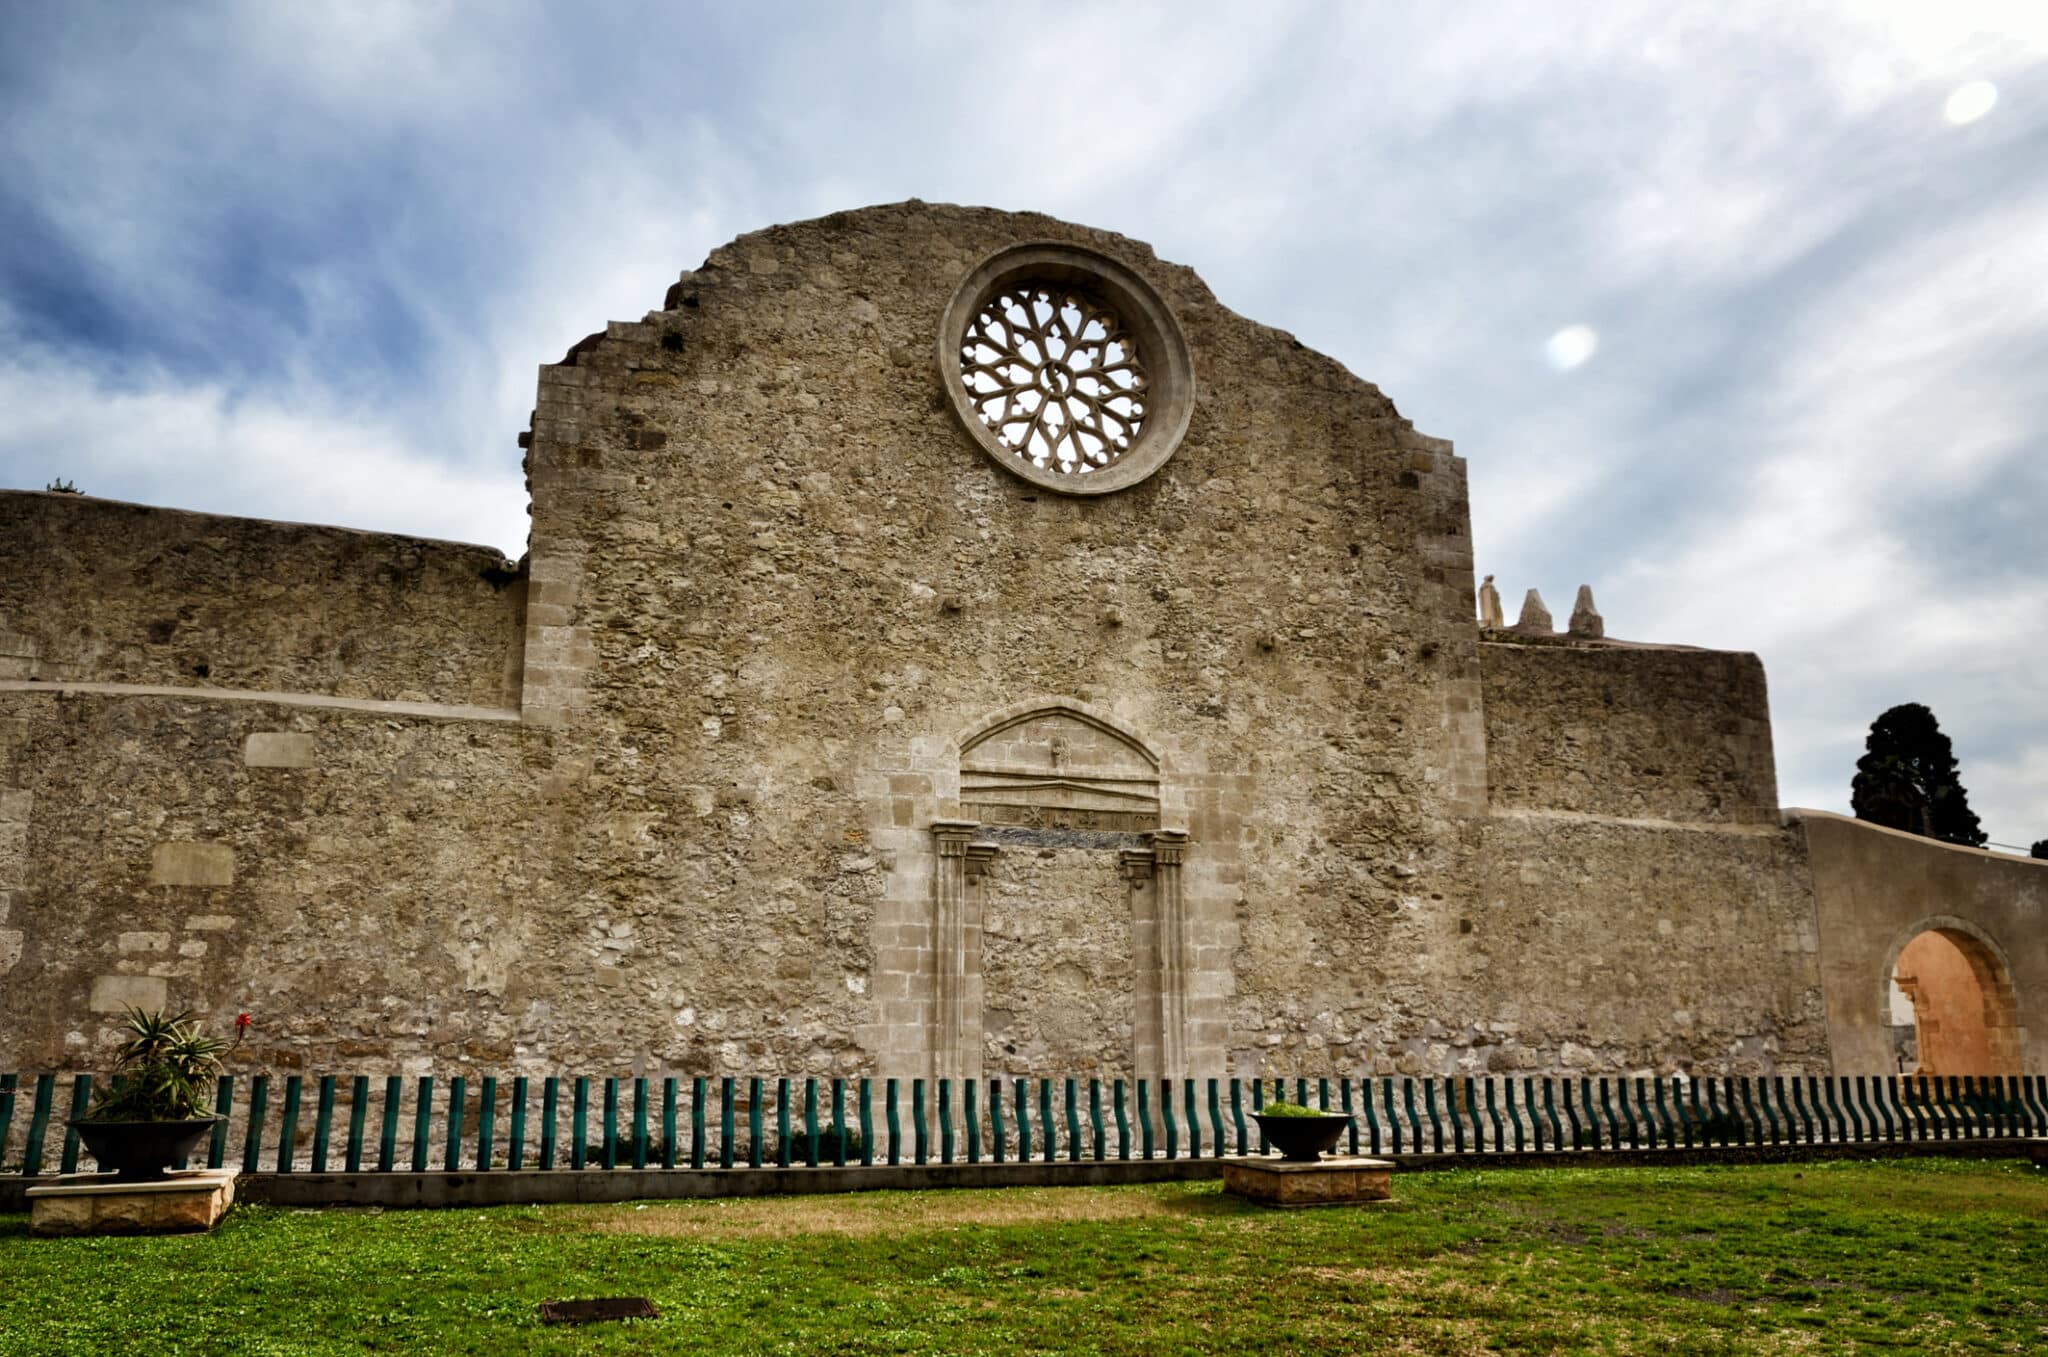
(28, 1169, 237, 1236)
(1221, 1155, 1393, 1208)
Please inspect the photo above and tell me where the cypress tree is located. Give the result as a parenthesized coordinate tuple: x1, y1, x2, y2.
(1849, 703, 1986, 847)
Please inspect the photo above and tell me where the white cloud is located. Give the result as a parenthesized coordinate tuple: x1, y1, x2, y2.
(0, 352, 527, 552)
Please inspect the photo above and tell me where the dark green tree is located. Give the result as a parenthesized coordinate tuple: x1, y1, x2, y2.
(1849, 703, 1986, 847)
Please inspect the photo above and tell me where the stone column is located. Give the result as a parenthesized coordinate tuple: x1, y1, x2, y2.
(1120, 845, 1159, 1076)
(1151, 830, 1190, 1077)
(929, 819, 980, 1082)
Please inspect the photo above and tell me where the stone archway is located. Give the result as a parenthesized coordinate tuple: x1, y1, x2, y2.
(1884, 918, 2022, 1076)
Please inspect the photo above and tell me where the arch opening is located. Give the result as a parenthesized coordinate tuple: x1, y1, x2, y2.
(1886, 925, 2021, 1076)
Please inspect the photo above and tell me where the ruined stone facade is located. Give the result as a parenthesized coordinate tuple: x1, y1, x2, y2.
(2, 203, 2040, 1082)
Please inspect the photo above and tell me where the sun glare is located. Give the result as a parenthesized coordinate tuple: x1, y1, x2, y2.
(1545, 325, 1599, 371)
(1944, 80, 1998, 125)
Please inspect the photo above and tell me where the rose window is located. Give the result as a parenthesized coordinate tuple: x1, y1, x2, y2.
(958, 285, 1149, 476)
(939, 242, 1193, 496)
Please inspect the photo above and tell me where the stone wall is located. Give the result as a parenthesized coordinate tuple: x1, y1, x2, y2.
(0, 492, 525, 707)
(0, 202, 1970, 1089)
(513, 202, 1484, 1082)
(1479, 638, 1779, 824)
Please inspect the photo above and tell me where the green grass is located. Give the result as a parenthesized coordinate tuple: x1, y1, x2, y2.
(2, 1158, 2044, 1354)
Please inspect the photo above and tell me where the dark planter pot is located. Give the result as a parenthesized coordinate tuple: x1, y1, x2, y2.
(1252, 1112, 1353, 1162)
(65, 1117, 222, 1182)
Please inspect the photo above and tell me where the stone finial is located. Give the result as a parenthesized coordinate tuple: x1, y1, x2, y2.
(1568, 585, 1604, 639)
(1477, 574, 1503, 628)
(1514, 589, 1553, 633)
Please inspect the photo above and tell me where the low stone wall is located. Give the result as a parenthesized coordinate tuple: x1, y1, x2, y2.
(0, 492, 525, 707)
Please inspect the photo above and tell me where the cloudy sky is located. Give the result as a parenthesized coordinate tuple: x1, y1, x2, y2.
(2, 2, 2043, 849)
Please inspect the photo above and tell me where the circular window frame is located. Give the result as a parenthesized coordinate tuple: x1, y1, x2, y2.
(938, 242, 1195, 496)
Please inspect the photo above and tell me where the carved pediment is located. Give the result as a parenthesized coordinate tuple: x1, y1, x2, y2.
(960, 706, 1159, 832)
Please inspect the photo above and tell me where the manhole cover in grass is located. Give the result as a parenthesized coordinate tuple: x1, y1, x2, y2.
(540, 1297, 660, 1325)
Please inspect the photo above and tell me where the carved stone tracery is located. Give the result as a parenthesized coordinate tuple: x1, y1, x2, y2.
(960, 283, 1149, 475)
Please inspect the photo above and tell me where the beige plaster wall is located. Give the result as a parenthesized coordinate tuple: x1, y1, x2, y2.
(1799, 809, 2048, 1075)
(0, 492, 524, 707)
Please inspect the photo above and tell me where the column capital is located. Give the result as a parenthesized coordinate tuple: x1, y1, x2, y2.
(1149, 827, 1189, 865)
(931, 818, 981, 855)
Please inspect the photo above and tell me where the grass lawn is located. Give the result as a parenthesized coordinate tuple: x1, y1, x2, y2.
(1, 1158, 2043, 1355)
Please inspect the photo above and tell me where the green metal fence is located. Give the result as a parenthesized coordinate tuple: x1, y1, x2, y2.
(2, 1071, 2042, 1177)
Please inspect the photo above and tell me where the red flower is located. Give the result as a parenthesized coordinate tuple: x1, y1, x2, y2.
(235, 1012, 252, 1030)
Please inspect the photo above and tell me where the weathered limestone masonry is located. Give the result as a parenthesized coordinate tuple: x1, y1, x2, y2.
(0, 202, 2037, 1085)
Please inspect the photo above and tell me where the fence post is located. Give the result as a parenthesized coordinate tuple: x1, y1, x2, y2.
(963, 1078, 978, 1165)
(690, 1076, 707, 1169)
(630, 1077, 648, 1169)
(21, 1074, 56, 1176)
(833, 1077, 848, 1168)
(311, 1075, 335, 1173)
(347, 1075, 371, 1172)
(1090, 1079, 1106, 1162)
(989, 1079, 1006, 1164)
(1161, 1079, 1179, 1160)
(804, 1077, 821, 1168)
(662, 1077, 678, 1169)
(476, 1076, 498, 1171)
(539, 1077, 559, 1170)
(568, 1078, 588, 1170)
(719, 1077, 736, 1169)
(1065, 1079, 1081, 1164)
(778, 1078, 794, 1169)
(239, 1074, 270, 1174)
(1017, 1078, 1033, 1161)
(1040, 1079, 1056, 1165)
(1134, 1080, 1148, 1160)
(508, 1076, 528, 1171)
(858, 1077, 873, 1167)
(936, 1079, 951, 1166)
(60, 1075, 92, 1175)
(885, 1078, 901, 1166)
(1112, 1079, 1126, 1161)
(746, 1077, 762, 1169)
(911, 1079, 927, 1166)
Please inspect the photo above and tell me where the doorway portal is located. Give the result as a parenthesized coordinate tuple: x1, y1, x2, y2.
(1888, 924, 2021, 1076)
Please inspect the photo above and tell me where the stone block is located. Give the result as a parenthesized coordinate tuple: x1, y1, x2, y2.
(29, 1169, 237, 1236)
(243, 732, 315, 768)
(1221, 1155, 1393, 1208)
(151, 842, 234, 887)
(90, 974, 168, 1012)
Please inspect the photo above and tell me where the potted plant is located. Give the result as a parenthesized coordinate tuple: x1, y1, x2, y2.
(1251, 1097, 1353, 1162)
(67, 1008, 228, 1181)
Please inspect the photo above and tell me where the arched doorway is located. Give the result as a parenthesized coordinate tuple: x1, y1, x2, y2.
(1886, 921, 2022, 1076)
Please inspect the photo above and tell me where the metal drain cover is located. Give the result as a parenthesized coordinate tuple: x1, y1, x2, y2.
(540, 1297, 660, 1324)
